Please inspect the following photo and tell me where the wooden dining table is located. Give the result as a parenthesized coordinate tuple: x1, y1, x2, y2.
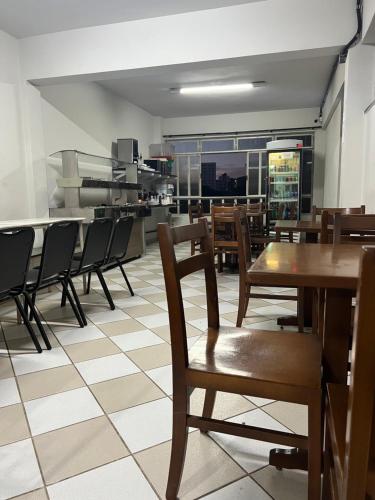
(249, 242, 362, 470)
(274, 220, 322, 243)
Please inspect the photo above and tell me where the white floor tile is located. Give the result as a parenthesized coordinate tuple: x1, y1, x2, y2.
(244, 396, 275, 407)
(136, 312, 170, 328)
(54, 325, 105, 346)
(202, 302, 238, 314)
(109, 397, 172, 452)
(218, 290, 239, 301)
(211, 409, 290, 473)
(261, 298, 289, 305)
(75, 353, 140, 384)
(0, 377, 21, 407)
(86, 309, 130, 325)
(11, 347, 71, 376)
(181, 288, 205, 298)
(135, 286, 164, 297)
(48, 456, 157, 500)
(144, 278, 165, 286)
(0, 439, 43, 500)
(146, 365, 172, 395)
(202, 477, 271, 500)
(252, 305, 294, 317)
(111, 330, 165, 352)
(115, 296, 149, 308)
(24, 387, 103, 436)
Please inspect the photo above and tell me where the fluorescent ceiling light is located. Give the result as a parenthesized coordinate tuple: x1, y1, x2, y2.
(179, 83, 254, 95)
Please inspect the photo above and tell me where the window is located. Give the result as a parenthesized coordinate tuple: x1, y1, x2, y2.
(201, 139, 234, 152)
(201, 153, 247, 196)
(170, 140, 198, 154)
(238, 137, 272, 150)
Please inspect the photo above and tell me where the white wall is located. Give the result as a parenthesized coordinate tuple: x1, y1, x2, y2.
(162, 108, 320, 136)
(19, 0, 355, 82)
(40, 82, 161, 158)
(323, 101, 342, 206)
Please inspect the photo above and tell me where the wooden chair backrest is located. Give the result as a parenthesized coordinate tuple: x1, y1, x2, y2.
(333, 214, 375, 245)
(234, 210, 252, 291)
(188, 203, 204, 224)
(320, 210, 335, 244)
(158, 219, 219, 374)
(211, 205, 243, 250)
(343, 246, 375, 498)
(312, 205, 365, 222)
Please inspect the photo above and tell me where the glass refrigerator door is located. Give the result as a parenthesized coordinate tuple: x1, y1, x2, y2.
(268, 150, 300, 221)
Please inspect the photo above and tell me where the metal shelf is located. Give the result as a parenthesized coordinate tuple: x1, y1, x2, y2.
(269, 171, 298, 175)
(270, 181, 299, 185)
(57, 177, 141, 190)
(269, 198, 298, 202)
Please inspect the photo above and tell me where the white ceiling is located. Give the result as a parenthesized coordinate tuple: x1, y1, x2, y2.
(0, 0, 263, 38)
(95, 52, 337, 118)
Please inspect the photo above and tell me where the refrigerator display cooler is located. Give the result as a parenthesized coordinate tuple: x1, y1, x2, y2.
(267, 146, 302, 223)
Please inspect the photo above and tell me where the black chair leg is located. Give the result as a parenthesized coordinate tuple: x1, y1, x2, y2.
(96, 269, 115, 310)
(13, 296, 42, 353)
(29, 292, 36, 321)
(61, 287, 67, 307)
(23, 293, 52, 350)
(86, 272, 91, 295)
(61, 280, 85, 328)
(67, 277, 87, 326)
(118, 262, 134, 296)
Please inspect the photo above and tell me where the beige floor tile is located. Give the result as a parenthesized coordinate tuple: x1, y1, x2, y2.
(98, 318, 145, 336)
(125, 303, 164, 318)
(135, 430, 245, 500)
(184, 295, 208, 307)
(144, 292, 168, 303)
(190, 389, 255, 420)
(34, 415, 129, 485)
(0, 356, 13, 379)
(17, 365, 84, 402)
(263, 401, 308, 436)
(0, 403, 30, 446)
(64, 338, 121, 363)
(183, 306, 207, 321)
(90, 372, 165, 413)
(279, 301, 298, 312)
(244, 314, 272, 326)
(252, 465, 307, 500)
(13, 488, 49, 500)
(151, 324, 201, 344)
(127, 343, 172, 371)
(129, 280, 151, 289)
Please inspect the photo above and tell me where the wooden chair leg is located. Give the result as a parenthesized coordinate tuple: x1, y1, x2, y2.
(202, 389, 216, 419)
(166, 388, 189, 500)
(217, 252, 223, 273)
(322, 429, 333, 500)
(191, 241, 195, 256)
(236, 284, 250, 327)
(307, 393, 322, 500)
(297, 287, 304, 333)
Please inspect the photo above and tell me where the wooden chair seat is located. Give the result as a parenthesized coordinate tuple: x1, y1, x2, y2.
(187, 326, 321, 396)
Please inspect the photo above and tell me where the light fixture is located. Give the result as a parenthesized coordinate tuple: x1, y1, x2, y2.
(178, 83, 254, 95)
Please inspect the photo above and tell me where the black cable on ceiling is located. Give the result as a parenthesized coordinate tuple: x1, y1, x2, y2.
(318, 0, 363, 122)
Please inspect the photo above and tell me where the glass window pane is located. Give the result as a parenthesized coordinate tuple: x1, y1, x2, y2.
(238, 137, 272, 150)
(261, 152, 268, 167)
(248, 169, 259, 195)
(190, 156, 200, 196)
(173, 141, 198, 154)
(249, 152, 259, 168)
(178, 156, 188, 196)
(276, 135, 313, 147)
(202, 200, 211, 214)
(301, 197, 311, 213)
(179, 200, 188, 214)
(201, 139, 234, 152)
(261, 167, 268, 195)
(201, 153, 247, 197)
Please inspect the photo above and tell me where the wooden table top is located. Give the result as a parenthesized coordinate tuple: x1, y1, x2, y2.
(249, 242, 362, 289)
(274, 220, 321, 233)
(0, 217, 84, 230)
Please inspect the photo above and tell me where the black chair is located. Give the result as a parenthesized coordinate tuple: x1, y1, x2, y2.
(61, 218, 115, 319)
(26, 221, 84, 334)
(86, 217, 134, 297)
(0, 227, 48, 353)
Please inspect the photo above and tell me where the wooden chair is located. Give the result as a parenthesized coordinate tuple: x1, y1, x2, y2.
(158, 218, 322, 500)
(211, 205, 242, 272)
(234, 209, 299, 327)
(312, 205, 365, 223)
(188, 203, 204, 256)
(322, 246, 375, 500)
(332, 214, 375, 245)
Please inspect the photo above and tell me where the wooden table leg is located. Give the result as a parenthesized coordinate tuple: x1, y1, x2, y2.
(322, 288, 352, 384)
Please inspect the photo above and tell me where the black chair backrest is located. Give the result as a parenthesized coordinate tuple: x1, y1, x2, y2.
(38, 221, 79, 285)
(106, 217, 134, 262)
(0, 227, 35, 296)
(79, 218, 114, 270)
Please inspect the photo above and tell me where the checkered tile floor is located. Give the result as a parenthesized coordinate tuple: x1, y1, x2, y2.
(0, 242, 307, 500)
